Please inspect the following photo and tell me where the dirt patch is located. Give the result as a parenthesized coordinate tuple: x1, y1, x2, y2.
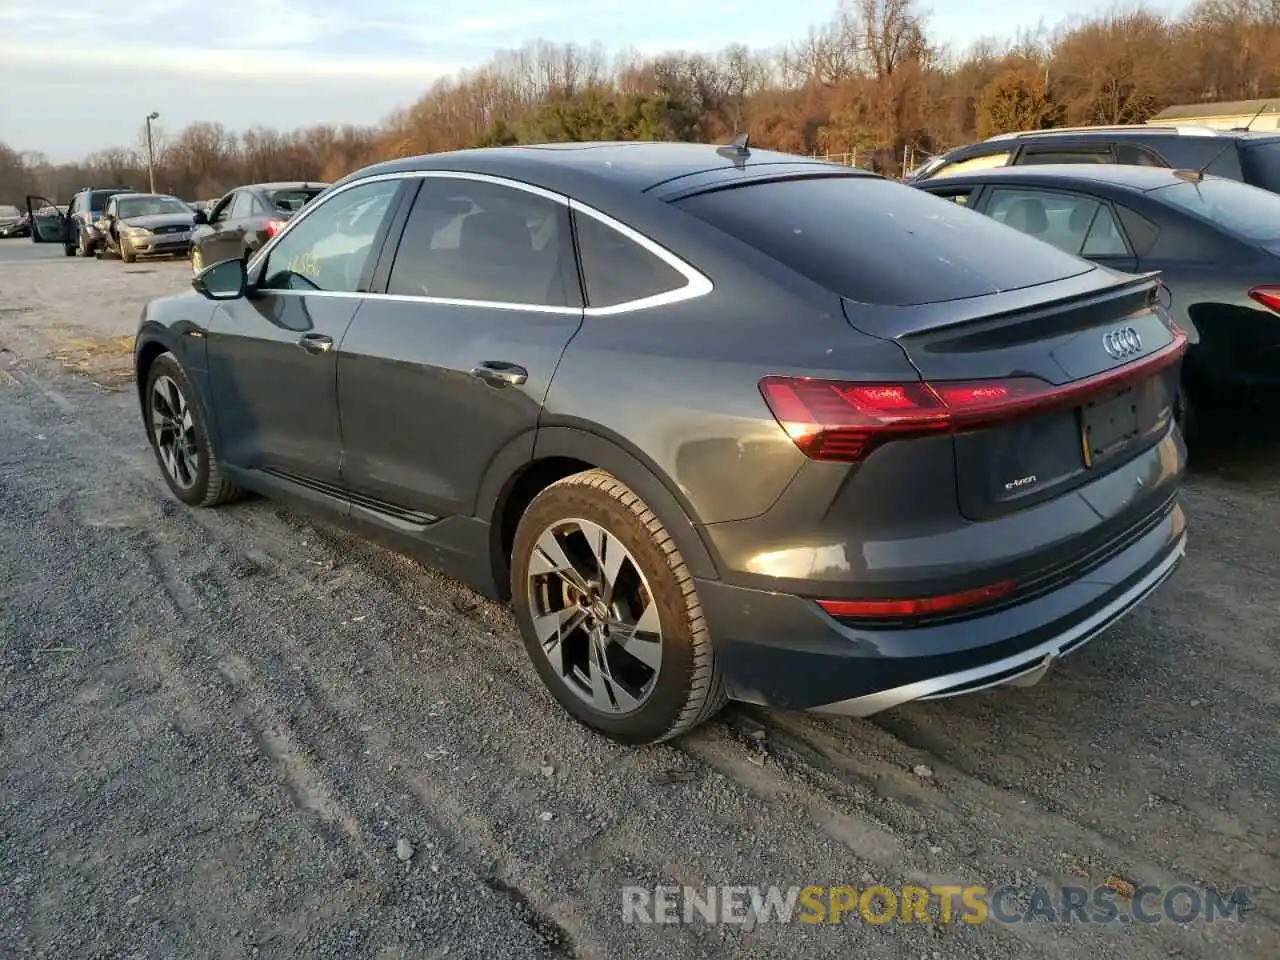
(48, 333, 136, 381)
(0, 255, 186, 384)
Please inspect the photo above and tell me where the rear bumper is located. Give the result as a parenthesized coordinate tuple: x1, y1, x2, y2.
(696, 499, 1186, 714)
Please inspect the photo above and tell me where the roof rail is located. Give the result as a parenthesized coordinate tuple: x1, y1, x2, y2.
(983, 124, 1222, 141)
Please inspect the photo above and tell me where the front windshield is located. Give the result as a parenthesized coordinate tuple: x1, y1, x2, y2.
(117, 196, 191, 219)
(1152, 176, 1280, 243)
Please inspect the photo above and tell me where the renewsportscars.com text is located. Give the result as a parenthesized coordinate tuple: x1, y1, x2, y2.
(621, 884, 1254, 926)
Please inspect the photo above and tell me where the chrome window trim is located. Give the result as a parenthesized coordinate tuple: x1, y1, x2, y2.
(246, 168, 713, 316)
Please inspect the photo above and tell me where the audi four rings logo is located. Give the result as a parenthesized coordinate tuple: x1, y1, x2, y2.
(1102, 326, 1143, 359)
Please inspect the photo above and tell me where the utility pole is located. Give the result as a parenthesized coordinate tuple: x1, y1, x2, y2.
(145, 112, 159, 193)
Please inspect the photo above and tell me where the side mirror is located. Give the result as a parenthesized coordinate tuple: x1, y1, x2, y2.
(192, 257, 248, 301)
(191, 210, 208, 225)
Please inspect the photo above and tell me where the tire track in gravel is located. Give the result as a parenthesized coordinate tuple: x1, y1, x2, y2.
(4, 364, 962, 957)
(2, 362, 558, 959)
(6, 358, 1277, 959)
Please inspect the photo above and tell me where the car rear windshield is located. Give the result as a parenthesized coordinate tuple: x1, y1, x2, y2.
(1151, 176, 1280, 242)
(672, 174, 1093, 306)
(117, 196, 191, 218)
(270, 188, 324, 213)
(1239, 140, 1280, 194)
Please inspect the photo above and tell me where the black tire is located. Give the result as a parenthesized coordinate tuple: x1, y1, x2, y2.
(77, 229, 94, 258)
(143, 352, 244, 508)
(63, 227, 75, 257)
(511, 469, 726, 745)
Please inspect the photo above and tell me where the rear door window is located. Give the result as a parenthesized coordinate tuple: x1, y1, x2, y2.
(385, 178, 578, 307)
(984, 187, 1129, 257)
(673, 175, 1092, 306)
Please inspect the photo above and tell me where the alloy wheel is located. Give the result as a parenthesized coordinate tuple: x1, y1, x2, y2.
(191, 247, 203, 273)
(526, 518, 663, 715)
(150, 375, 200, 489)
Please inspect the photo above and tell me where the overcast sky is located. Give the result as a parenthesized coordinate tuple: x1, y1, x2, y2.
(2, 0, 1106, 162)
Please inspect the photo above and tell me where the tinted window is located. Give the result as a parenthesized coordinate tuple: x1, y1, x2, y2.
(260, 179, 400, 292)
(1152, 176, 1280, 242)
(1019, 148, 1113, 165)
(1081, 207, 1130, 257)
(88, 191, 119, 212)
(1115, 205, 1160, 257)
(574, 211, 686, 307)
(931, 151, 1011, 179)
(924, 187, 972, 205)
(1116, 143, 1166, 167)
(1240, 140, 1280, 193)
(387, 178, 575, 306)
(985, 188, 1127, 257)
(675, 175, 1092, 306)
(229, 192, 256, 219)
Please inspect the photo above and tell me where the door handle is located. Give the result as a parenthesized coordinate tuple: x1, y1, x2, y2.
(297, 333, 333, 355)
(469, 361, 528, 388)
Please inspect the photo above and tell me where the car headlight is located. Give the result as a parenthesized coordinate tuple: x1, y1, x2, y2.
(122, 227, 150, 238)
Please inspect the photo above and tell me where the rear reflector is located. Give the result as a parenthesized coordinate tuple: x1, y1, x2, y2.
(1249, 286, 1280, 314)
(817, 579, 1017, 619)
(760, 327, 1187, 462)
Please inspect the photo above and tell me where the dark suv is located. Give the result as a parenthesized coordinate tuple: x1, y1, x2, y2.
(908, 126, 1280, 193)
(62, 186, 134, 256)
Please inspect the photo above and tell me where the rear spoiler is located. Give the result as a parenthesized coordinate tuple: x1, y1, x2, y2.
(843, 269, 1163, 341)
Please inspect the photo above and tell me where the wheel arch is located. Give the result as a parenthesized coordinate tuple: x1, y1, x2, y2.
(478, 425, 722, 599)
(134, 323, 212, 427)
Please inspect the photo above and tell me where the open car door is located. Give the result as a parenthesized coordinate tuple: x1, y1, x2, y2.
(25, 196, 67, 245)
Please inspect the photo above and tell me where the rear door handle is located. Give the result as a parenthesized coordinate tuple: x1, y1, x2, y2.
(297, 333, 333, 355)
(470, 361, 528, 388)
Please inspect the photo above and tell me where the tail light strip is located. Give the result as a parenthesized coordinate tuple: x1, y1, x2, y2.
(760, 327, 1188, 463)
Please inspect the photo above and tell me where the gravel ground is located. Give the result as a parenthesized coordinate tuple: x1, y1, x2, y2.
(1, 247, 1277, 959)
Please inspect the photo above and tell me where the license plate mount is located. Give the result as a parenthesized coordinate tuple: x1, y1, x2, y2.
(1080, 388, 1140, 467)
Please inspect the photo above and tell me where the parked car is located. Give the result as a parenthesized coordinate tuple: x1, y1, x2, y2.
(26, 186, 133, 255)
(913, 163, 1280, 438)
(0, 213, 31, 238)
(189, 181, 328, 273)
(0, 204, 21, 230)
(134, 143, 1187, 744)
(96, 193, 198, 263)
(908, 125, 1280, 193)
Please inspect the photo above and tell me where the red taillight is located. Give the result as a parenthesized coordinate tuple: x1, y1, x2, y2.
(817, 579, 1018, 619)
(1248, 286, 1280, 314)
(265, 219, 288, 237)
(759, 328, 1188, 462)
